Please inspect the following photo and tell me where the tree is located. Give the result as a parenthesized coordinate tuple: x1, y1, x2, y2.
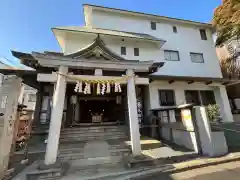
(220, 55, 240, 79)
(213, 0, 240, 47)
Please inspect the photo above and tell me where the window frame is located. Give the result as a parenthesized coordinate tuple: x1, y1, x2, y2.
(190, 52, 204, 63)
(151, 21, 156, 30)
(185, 90, 216, 106)
(200, 29, 207, 40)
(164, 50, 180, 61)
(185, 90, 201, 106)
(158, 89, 176, 106)
(28, 94, 36, 102)
(121, 46, 126, 55)
(134, 47, 139, 56)
(173, 26, 178, 33)
(200, 90, 216, 106)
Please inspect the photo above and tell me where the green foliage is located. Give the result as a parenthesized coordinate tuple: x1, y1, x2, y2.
(206, 104, 221, 122)
(213, 0, 240, 46)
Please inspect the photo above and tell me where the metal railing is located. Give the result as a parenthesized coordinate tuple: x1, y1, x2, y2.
(211, 122, 240, 151)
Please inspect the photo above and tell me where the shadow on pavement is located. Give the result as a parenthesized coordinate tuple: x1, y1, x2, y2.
(134, 167, 240, 180)
(131, 171, 175, 180)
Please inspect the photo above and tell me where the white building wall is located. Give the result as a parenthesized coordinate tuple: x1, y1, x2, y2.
(63, 31, 221, 78)
(0, 62, 13, 87)
(64, 33, 96, 55)
(21, 85, 37, 111)
(53, 6, 233, 121)
(149, 81, 233, 122)
(149, 81, 215, 109)
(87, 10, 222, 78)
(64, 33, 161, 62)
(103, 37, 161, 61)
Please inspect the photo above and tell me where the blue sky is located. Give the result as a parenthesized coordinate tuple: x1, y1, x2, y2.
(0, 0, 221, 67)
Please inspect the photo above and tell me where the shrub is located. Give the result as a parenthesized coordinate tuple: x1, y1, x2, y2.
(206, 104, 221, 122)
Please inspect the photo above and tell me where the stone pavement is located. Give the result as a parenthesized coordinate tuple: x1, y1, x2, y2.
(134, 161, 240, 180)
(11, 152, 240, 180)
(137, 137, 196, 159)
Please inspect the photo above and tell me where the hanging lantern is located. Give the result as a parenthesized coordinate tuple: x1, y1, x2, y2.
(70, 95, 78, 104)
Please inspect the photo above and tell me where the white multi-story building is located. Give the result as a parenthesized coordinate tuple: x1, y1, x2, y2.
(53, 4, 231, 119)
(10, 4, 233, 166)
(0, 60, 37, 110)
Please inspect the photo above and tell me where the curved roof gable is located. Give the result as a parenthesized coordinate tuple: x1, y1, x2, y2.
(66, 35, 128, 61)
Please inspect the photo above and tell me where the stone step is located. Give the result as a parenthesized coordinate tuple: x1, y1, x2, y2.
(61, 127, 128, 134)
(62, 125, 127, 131)
(65, 162, 128, 177)
(61, 129, 127, 134)
(60, 132, 127, 138)
(59, 139, 129, 148)
(59, 135, 129, 142)
(58, 147, 130, 156)
(61, 134, 127, 138)
(60, 130, 128, 136)
(60, 156, 125, 167)
(58, 149, 130, 161)
(58, 145, 130, 154)
(60, 125, 129, 143)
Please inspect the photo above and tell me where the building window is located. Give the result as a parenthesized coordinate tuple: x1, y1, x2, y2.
(151, 21, 156, 30)
(200, 29, 207, 40)
(173, 26, 177, 33)
(190, 52, 204, 63)
(121, 46, 126, 55)
(200, 91, 216, 105)
(134, 48, 139, 56)
(185, 90, 201, 105)
(185, 90, 216, 106)
(164, 50, 180, 61)
(159, 90, 175, 106)
(28, 94, 36, 102)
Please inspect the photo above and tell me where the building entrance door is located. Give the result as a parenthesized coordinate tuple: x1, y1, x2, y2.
(66, 84, 127, 126)
(79, 98, 123, 124)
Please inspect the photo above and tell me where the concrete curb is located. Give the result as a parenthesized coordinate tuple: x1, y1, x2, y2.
(168, 154, 240, 174)
(119, 153, 240, 179)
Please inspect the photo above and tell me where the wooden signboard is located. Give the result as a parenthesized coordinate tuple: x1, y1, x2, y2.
(181, 109, 194, 130)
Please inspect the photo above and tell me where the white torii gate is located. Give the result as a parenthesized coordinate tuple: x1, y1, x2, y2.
(40, 66, 147, 165)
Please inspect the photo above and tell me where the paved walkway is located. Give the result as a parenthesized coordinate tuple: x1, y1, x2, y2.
(136, 161, 240, 180)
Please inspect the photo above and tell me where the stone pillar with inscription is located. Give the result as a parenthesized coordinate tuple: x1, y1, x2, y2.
(0, 76, 22, 178)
